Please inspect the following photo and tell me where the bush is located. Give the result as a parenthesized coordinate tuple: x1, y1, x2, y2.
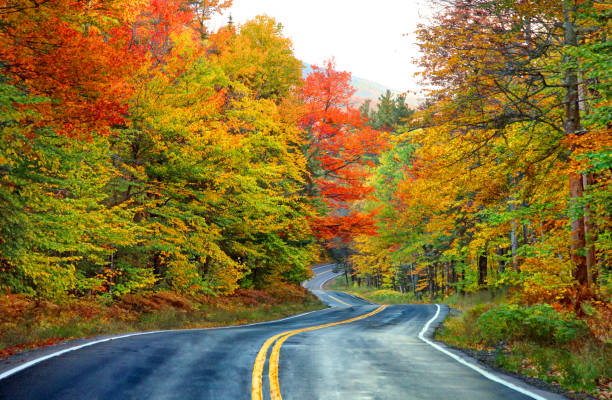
(476, 304, 588, 345)
(371, 289, 416, 303)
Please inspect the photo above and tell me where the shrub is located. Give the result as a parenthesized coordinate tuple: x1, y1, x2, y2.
(367, 289, 417, 304)
(476, 304, 588, 346)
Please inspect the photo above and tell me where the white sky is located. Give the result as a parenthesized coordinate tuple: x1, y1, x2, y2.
(209, 0, 433, 93)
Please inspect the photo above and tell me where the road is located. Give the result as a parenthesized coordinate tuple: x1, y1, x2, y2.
(0, 264, 561, 400)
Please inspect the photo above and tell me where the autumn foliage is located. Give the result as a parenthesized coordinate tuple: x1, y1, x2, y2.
(0, 1, 384, 300)
(348, 1, 611, 315)
(300, 60, 387, 242)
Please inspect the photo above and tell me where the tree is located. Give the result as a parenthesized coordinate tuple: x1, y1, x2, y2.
(362, 90, 414, 132)
(300, 60, 388, 244)
(0, 0, 137, 137)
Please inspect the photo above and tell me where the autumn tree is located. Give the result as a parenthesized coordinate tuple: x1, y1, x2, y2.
(300, 60, 388, 244)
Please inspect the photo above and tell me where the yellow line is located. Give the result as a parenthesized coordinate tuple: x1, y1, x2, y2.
(344, 291, 374, 304)
(260, 305, 387, 400)
(251, 331, 287, 400)
(327, 294, 351, 306)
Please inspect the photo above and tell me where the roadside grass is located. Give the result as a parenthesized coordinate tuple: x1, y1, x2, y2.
(0, 284, 325, 358)
(437, 292, 612, 398)
(443, 289, 509, 311)
(326, 278, 418, 304)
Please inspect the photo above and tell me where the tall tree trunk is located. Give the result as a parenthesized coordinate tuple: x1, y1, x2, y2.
(563, 0, 588, 287)
(510, 225, 518, 269)
(450, 261, 457, 295)
(496, 247, 506, 274)
(344, 267, 349, 287)
(579, 72, 597, 286)
(478, 253, 487, 286)
(583, 173, 596, 285)
(510, 196, 519, 269)
(409, 264, 416, 295)
(428, 265, 434, 300)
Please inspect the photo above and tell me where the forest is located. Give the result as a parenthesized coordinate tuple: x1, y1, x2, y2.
(0, 0, 387, 299)
(0, 0, 610, 396)
(351, 0, 610, 321)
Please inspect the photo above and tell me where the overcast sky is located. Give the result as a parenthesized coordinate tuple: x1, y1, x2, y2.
(209, 0, 433, 93)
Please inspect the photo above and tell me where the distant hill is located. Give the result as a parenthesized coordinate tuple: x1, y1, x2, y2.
(302, 62, 420, 107)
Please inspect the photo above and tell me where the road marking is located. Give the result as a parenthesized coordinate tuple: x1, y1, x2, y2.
(317, 272, 342, 290)
(251, 331, 290, 400)
(251, 305, 387, 400)
(326, 294, 351, 306)
(341, 291, 373, 304)
(418, 305, 548, 400)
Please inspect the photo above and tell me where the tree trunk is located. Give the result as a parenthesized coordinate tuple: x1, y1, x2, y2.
(579, 72, 596, 286)
(583, 173, 596, 285)
(496, 247, 506, 274)
(563, 1, 588, 287)
(450, 261, 457, 295)
(478, 253, 487, 286)
(428, 265, 434, 300)
(510, 222, 518, 269)
(409, 264, 416, 295)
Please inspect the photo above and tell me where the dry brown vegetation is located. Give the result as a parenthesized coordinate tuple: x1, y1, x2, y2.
(0, 284, 323, 359)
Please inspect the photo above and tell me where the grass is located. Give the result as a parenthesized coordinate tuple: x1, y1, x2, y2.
(327, 278, 418, 304)
(0, 284, 325, 358)
(443, 289, 509, 311)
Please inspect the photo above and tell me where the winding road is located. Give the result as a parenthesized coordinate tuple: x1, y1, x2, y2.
(0, 264, 562, 399)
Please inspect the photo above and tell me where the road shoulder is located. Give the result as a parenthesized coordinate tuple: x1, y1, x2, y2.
(424, 305, 569, 400)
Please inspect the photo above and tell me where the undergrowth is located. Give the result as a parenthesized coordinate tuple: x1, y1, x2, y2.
(438, 292, 612, 398)
(327, 278, 418, 304)
(0, 284, 324, 358)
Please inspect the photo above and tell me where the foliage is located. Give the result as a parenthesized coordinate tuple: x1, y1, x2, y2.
(437, 299, 611, 396)
(0, 1, 385, 301)
(299, 59, 388, 243)
(476, 304, 588, 345)
(347, 0, 611, 310)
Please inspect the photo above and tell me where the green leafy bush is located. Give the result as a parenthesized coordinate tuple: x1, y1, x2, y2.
(476, 304, 588, 345)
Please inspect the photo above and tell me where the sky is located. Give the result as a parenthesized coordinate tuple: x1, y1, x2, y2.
(209, 0, 433, 93)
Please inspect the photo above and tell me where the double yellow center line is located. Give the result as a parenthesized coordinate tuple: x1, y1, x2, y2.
(251, 305, 388, 400)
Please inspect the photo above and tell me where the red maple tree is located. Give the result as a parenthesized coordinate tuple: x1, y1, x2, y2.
(300, 60, 388, 243)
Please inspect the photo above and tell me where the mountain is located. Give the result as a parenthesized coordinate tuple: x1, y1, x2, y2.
(302, 62, 420, 107)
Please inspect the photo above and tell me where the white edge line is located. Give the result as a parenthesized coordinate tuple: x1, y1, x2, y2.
(418, 304, 548, 400)
(339, 291, 374, 305)
(316, 271, 374, 306)
(0, 305, 331, 381)
(317, 271, 343, 290)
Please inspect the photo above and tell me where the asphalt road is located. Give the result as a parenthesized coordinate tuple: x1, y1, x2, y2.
(0, 264, 561, 400)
